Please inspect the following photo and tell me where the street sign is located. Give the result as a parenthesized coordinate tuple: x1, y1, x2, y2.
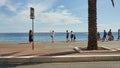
(30, 7, 35, 19)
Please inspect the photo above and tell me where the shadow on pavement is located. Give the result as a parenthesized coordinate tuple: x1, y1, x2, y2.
(41, 50, 78, 56)
(0, 51, 21, 56)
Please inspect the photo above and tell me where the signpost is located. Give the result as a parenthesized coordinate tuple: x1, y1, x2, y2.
(30, 7, 35, 50)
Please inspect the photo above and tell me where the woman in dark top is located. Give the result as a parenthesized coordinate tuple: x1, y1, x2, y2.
(29, 30, 33, 44)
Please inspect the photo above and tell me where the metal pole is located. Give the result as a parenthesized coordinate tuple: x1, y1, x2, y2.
(30, 7, 35, 50)
(32, 19, 34, 50)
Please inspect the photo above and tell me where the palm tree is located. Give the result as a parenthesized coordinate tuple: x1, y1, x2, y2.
(87, 0, 114, 50)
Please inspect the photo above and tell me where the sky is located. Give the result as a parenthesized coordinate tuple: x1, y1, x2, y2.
(0, 0, 120, 33)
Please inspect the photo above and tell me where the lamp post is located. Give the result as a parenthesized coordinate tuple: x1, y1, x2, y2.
(30, 7, 35, 50)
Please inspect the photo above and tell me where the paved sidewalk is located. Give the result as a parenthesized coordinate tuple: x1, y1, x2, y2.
(0, 41, 120, 63)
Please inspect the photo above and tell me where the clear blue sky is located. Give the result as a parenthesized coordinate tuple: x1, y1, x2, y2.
(0, 0, 120, 33)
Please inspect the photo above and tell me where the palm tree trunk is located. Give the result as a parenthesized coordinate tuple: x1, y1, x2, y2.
(87, 0, 98, 50)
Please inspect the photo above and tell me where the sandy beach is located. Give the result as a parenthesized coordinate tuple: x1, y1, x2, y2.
(0, 41, 120, 56)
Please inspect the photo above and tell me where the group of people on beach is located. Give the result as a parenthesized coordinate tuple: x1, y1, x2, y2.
(97, 29, 114, 42)
(49, 30, 77, 43)
(66, 30, 76, 42)
(29, 29, 76, 44)
(50, 30, 76, 43)
(29, 29, 120, 44)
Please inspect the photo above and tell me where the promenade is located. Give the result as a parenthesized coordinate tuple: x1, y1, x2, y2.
(0, 41, 120, 63)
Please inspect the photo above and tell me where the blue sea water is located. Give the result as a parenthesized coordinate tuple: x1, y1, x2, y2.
(0, 32, 118, 42)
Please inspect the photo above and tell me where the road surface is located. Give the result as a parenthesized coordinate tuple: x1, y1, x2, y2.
(0, 61, 120, 68)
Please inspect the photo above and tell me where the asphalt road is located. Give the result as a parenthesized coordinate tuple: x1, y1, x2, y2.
(1, 61, 120, 68)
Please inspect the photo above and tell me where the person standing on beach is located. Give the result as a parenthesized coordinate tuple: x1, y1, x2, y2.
(50, 30, 55, 43)
(66, 30, 69, 42)
(102, 30, 107, 42)
(70, 31, 74, 42)
(118, 29, 120, 40)
(108, 29, 114, 41)
(29, 30, 33, 44)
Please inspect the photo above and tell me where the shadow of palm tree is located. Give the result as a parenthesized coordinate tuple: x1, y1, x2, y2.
(0, 51, 21, 56)
(41, 50, 78, 56)
(18, 54, 38, 56)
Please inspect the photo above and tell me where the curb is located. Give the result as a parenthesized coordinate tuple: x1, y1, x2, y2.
(1, 55, 120, 63)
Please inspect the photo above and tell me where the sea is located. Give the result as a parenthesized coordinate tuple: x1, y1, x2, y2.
(0, 32, 119, 42)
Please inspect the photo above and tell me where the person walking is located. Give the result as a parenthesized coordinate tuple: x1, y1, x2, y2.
(66, 30, 69, 42)
(102, 30, 107, 42)
(50, 30, 55, 43)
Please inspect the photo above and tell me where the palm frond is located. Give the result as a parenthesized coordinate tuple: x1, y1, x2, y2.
(111, 0, 114, 7)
